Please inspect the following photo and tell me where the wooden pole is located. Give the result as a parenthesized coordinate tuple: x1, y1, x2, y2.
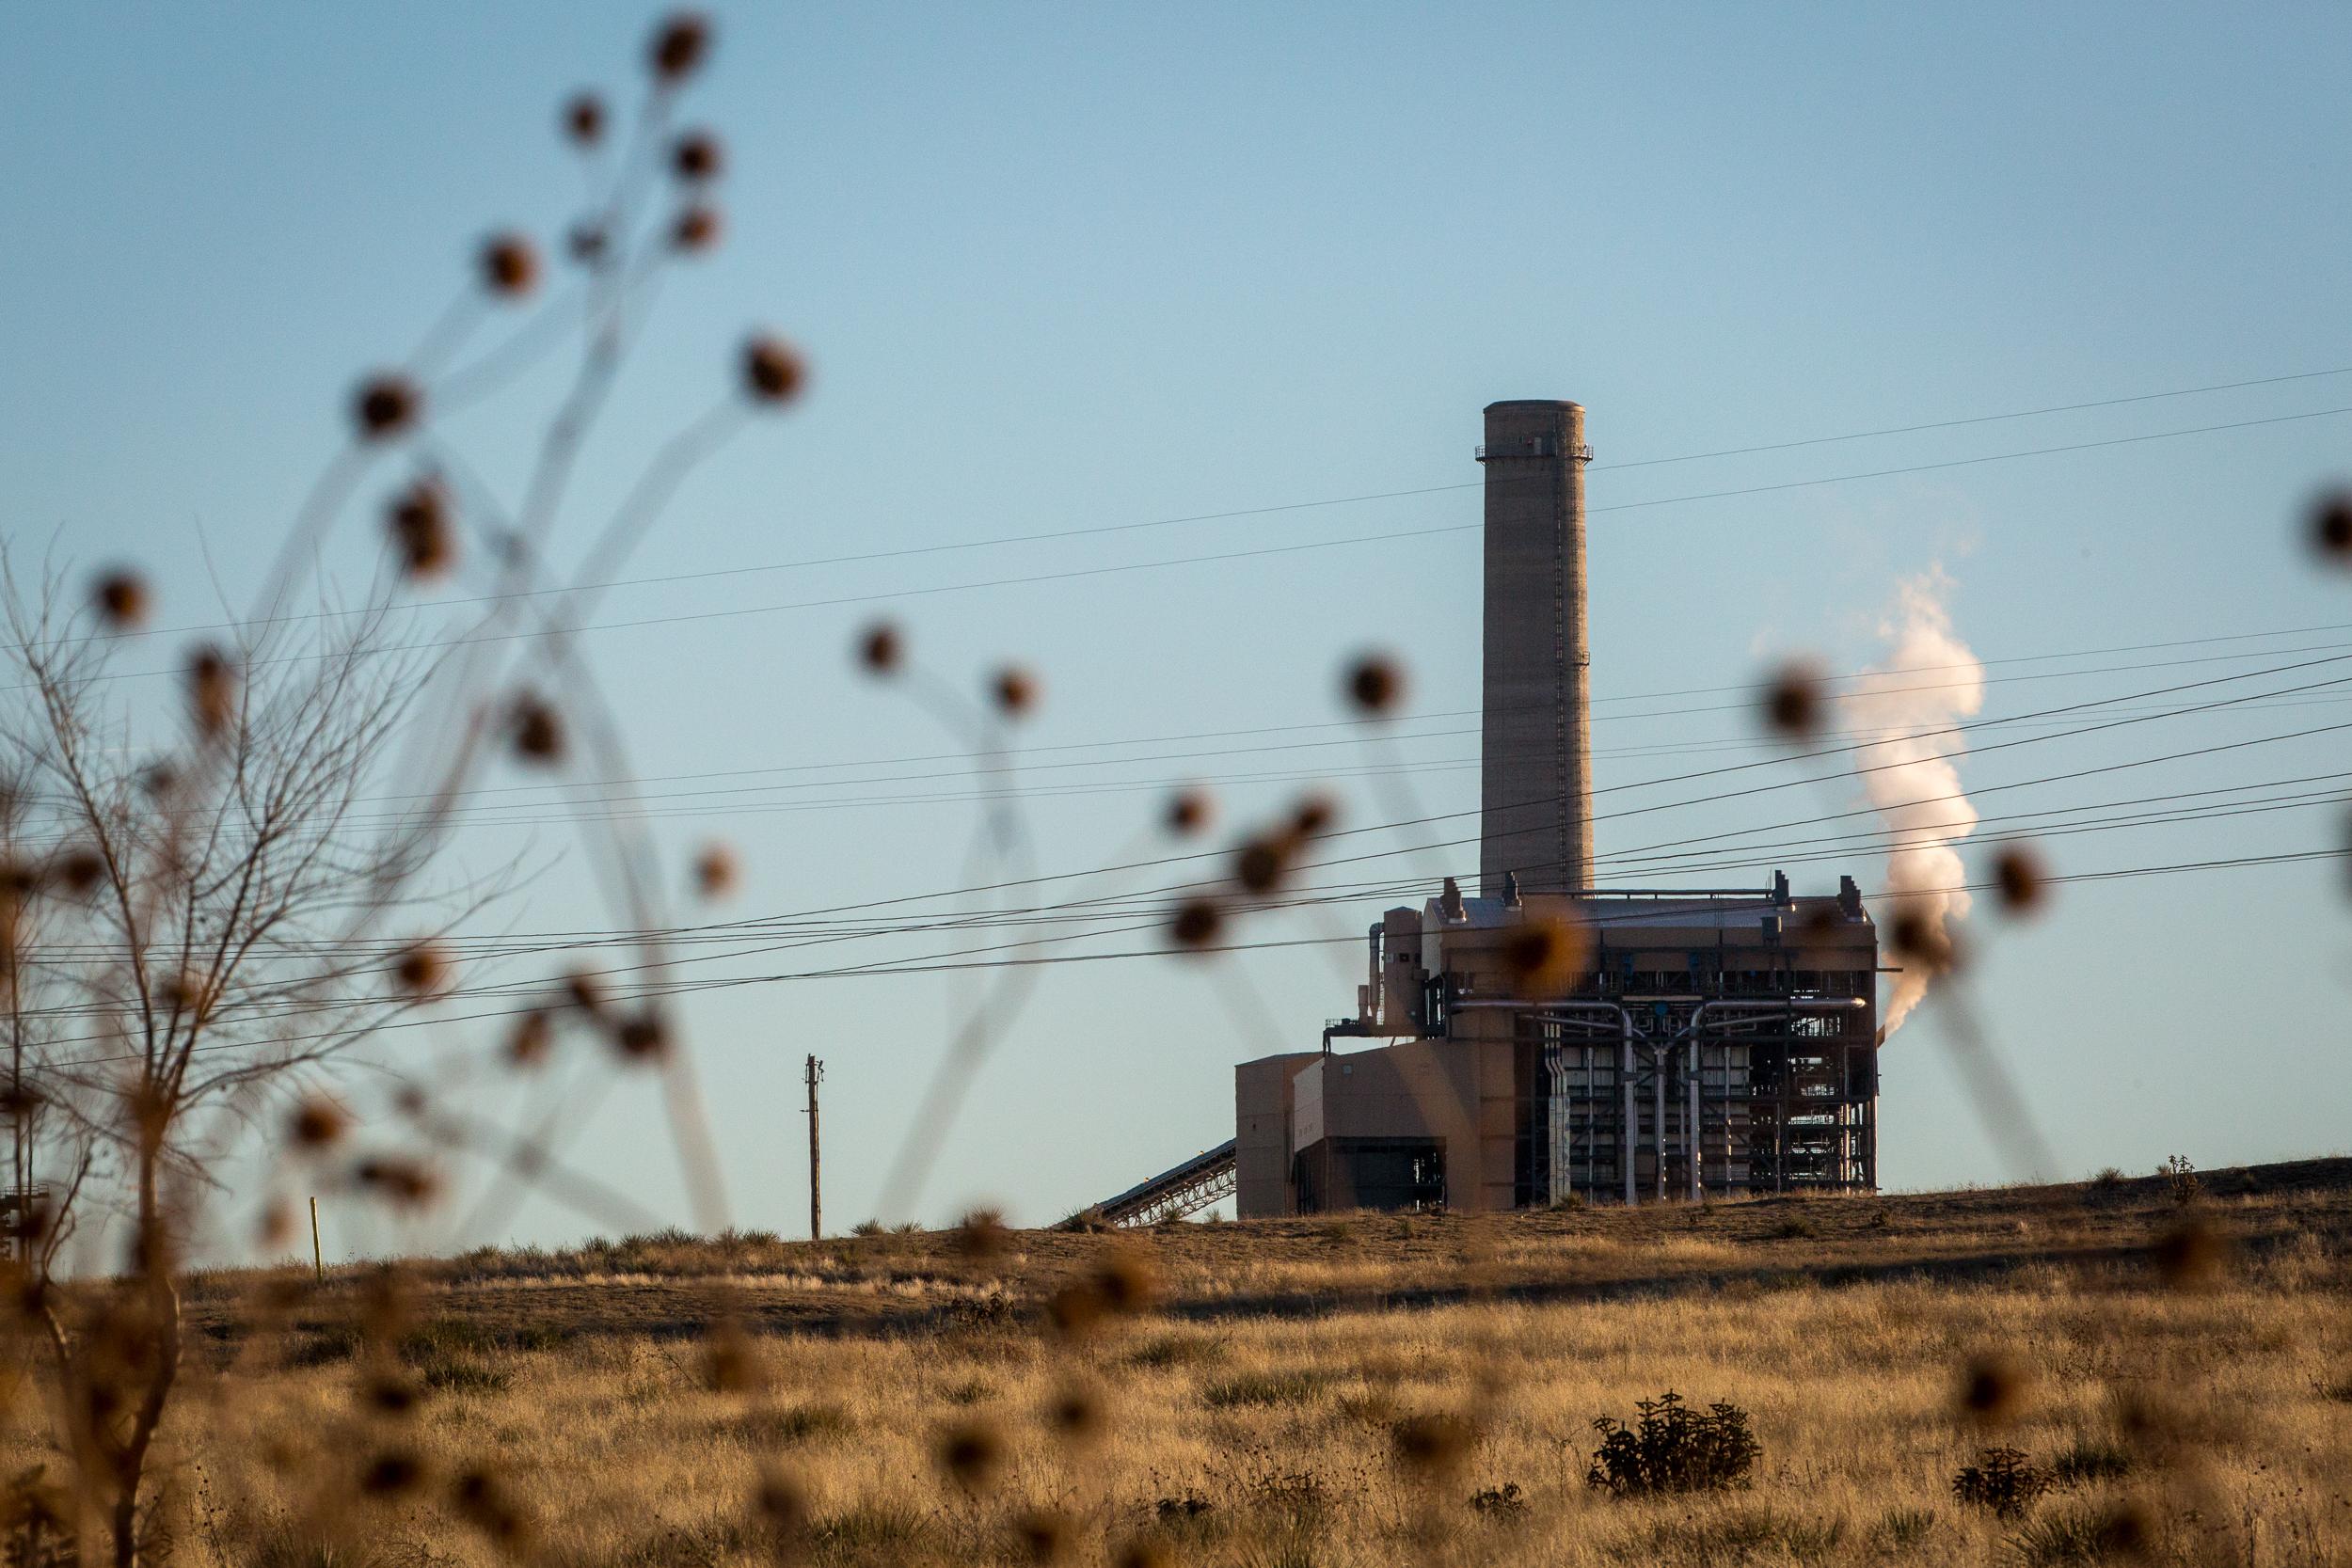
(803, 1055, 823, 1240)
(309, 1196, 323, 1283)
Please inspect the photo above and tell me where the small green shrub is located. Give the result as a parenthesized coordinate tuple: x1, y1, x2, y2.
(2086, 1167, 2128, 1198)
(1953, 1447, 2053, 1517)
(1583, 1392, 1759, 1496)
(1769, 1216, 1817, 1240)
(849, 1219, 885, 1237)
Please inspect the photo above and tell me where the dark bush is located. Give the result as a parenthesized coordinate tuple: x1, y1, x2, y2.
(1952, 1446, 2054, 1517)
(282, 1324, 361, 1368)
(1202, 1370, 1327, 1409)
(1468, 1481, 1527, 1519)
(2050, 1436, 2133, 1486)
(1583, 1392, 1759, 1497)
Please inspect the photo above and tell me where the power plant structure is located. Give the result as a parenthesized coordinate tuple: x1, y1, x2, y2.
(1093, 400, 1883, 1226)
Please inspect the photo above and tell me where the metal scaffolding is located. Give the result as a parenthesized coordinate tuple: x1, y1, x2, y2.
(1479, 997, 1874, 1204)
(1085, 1140, 1237, 1227)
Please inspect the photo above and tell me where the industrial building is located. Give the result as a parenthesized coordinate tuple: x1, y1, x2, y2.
(1232, 872, 1879, 1214)
(1091, 400, 1883, 1227)
(1236, 399, 1880, 1214)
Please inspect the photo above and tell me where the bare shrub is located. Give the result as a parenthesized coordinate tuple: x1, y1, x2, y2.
(0, 12, 805, 1560)
(1466, 1481, 1527, 1519)
(1952, 1446, 2055, 1517)
(2161, 1154, 2201, 1206)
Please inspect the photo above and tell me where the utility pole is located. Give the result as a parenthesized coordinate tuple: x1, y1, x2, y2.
(803, 1055, 823, 1240)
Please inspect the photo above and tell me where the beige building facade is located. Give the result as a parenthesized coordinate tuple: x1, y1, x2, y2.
(1236, 878, 1880, 1215)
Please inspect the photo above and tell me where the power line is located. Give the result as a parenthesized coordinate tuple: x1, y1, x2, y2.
(93, 361, 2352, 649)
(16, 648, 2339, 990)
(25, 842, 2345, 1069)
(1598, 362, 2352, 469)
(24, 767, 2341, 977)
(45, 402, 2352, 692)
(19, 692, 2348, 996)
(499, 649, 2352, 942)
(22, 629, 2352, 836)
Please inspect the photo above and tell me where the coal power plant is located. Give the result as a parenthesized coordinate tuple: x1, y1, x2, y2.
(1090, 401, 1883, 1228)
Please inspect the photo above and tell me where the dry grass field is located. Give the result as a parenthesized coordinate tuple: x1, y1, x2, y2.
(33, 1158, 2352, 1567)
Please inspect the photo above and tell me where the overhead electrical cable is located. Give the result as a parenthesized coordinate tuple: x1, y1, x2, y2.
(18, 768, 2340, 979)
(89, 362, 2352, 650)
(18, 635, 2350, 844)
(25, 842, 2345, 1069)
(24, 708, 2347, 1005)
(41, 402, 2352, 694)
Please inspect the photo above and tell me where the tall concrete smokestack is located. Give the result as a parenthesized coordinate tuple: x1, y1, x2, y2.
(1478, 400, 1593, 898)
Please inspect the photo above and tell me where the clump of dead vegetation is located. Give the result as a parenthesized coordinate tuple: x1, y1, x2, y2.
(1583, 1391, 1760, 1497)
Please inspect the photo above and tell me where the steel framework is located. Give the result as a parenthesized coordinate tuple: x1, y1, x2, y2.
(1462, 996, 1874, 1203)
(1089, 1140, 1237, 1227)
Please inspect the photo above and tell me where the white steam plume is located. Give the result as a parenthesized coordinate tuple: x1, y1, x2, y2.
(1845, 567, 1982, 1034)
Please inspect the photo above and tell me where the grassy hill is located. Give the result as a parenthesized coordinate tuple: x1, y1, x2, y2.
(124, 1157, 2352, 1564)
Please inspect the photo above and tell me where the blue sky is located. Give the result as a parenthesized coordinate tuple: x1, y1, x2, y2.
(5, 4, 2348, 1259)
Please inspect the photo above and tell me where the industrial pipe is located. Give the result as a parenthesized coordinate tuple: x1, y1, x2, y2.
(1459, 999, 1633, 1206)
(1668, 997, 1867, 1203)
